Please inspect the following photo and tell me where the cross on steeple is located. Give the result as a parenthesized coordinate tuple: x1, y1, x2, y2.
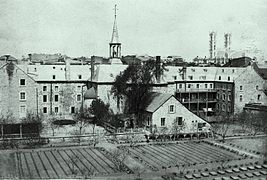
(113, 4, 118, 18)
(109, 4, 121, 59)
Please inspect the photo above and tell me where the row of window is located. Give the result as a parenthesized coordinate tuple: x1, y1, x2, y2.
(42, 94, 81, 102)
(189, 69, 235, 73)
(239, 85, 259, 91)
(52, 75, 83, 80)
(42, 85, 82, 92)
(217, 104, 231, 112)
(42, 106, 76, 114)
(217, 94, 231, 101)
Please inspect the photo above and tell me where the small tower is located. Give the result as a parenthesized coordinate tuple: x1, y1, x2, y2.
(209, 31, 216, 59)
(109, 4, 121, 59)
(224, 33, 231, 62)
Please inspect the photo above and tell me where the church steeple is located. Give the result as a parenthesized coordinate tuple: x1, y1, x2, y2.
(109, 4, 121, 58)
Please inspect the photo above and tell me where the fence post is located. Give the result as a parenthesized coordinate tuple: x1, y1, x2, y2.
(20, 124, 22, 138)
(1, 124, 3, 139)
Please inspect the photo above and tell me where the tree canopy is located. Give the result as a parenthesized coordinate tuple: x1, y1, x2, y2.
(111, 59, 167, 126)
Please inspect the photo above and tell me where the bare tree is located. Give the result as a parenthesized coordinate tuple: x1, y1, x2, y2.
(212, 114, 233, 142)
(47, 113, 59, 136)
(172, 118, 186, 140)
(73, 108, 91, 135)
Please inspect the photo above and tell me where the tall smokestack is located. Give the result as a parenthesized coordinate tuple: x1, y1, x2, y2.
(65, 57, 70, 80)
(155, 56, 161, 83)
(209, 31, 216, 59)
(90, 56, 95, 81)
(224, 33, 231, 61)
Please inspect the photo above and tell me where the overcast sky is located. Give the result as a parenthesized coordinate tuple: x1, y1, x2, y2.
(0, 0, 266, 60)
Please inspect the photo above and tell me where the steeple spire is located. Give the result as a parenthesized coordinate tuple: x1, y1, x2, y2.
(109, 4, 121, 58)
(110, 4, 119, 44)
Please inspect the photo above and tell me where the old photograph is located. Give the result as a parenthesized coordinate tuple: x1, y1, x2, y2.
(0, 0, 267, 179)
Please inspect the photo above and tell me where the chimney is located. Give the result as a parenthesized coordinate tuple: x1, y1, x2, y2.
(155, 56, 161, 83)
(91, 56, 95, 81)
(65, 57, 70, 80)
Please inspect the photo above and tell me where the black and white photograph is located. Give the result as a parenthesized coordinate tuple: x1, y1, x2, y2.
(0, 0, 267, 179)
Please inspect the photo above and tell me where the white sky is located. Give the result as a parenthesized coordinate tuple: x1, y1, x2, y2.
(0, 0, 266, 60)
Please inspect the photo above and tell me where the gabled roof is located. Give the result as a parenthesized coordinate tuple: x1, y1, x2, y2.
(142, 92, 173, 113)
(253, 63, 267, 79)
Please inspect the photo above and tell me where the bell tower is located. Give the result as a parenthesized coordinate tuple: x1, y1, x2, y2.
(109, 4, 121, 58)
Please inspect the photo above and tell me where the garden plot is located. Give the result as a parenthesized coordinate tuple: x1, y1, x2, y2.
(226, 136, 267, 156)
(121, 141, 246, 171)
(15, 147, 131, 179)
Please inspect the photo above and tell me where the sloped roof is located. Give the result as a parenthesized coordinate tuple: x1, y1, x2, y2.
(142, 92, 173, 113)
(84, 87, 97, 100)
(223, 57, 252, 67)
(253, 63, 267, 79)
(93, 64, 128, 83)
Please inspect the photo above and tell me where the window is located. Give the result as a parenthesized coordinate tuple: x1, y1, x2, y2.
(222, 104, 225, 111)
(147, 116, 150, 126)
(188, 76, 193, 80)
(78, 75, 82, 79)
(179, 84, 182, 89)
(232, 69, 235, 73)
(55, 86, 59, 92)
(228, 76, 230, 81)
(203, 69, 207, 72)
(191, 69, 195, 72)
(169, 105, 175, 113)
(53, 66, 55, 69)
(34, 68, 37, 72)
(70, 106, 75, 113)
(210, 84, 213, 89)
(196, 84, 199, 89)
(55, 107, 59, 114)
(217, 93, 220, 99)
(228, 105, 231, 112)
(222, 69, 224, 73)
(239, 95, 243, 102)
(173, 76, 177, 80)
(219, 76, 221, 80)
(161, 118, 165, 126)
(43, 107, 47, 114)
(177, 117, 183, 125)
(77, 86, 81, 92)
(77, 94, 81, 101)
(188, 84, 191, 88)
(258, 94, 261, 100)
(256, 85, 259, 90)
(228, 94, 231, 101)
(52, 75, 56, 79)
(19, 105, 26, 118)
(240, 86, 243, 91)
(54, 95, 59, 102)
(20, 92, 26, 100)
(43, 86, 47, 91)
(20, 79, 26, 86)
(205, 84, 208, 88)
(43, 95, 47, 102)
(222, 94, 226, 101)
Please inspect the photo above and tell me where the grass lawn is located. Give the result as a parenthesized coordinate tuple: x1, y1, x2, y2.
(226, 136, 267, 155)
